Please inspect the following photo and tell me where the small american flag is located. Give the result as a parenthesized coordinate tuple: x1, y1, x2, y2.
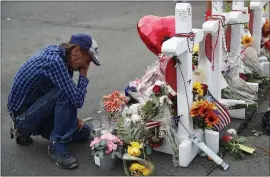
(205, 91, 232, 131)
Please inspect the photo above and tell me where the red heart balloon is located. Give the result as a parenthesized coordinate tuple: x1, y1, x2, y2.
(137, 15, 175, 56)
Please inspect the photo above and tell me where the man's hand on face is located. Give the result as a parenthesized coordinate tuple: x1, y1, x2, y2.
(79, 62, 90, 77)
(77, 118, 85, 131)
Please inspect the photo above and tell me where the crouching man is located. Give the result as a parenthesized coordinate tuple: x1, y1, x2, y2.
(7, 33, 100, 169)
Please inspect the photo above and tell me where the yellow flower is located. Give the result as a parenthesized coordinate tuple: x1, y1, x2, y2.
(192, 100, 204, 108)
(128, 146, 141, 157)
(129, 163, 141, 171)
(142, 168, 151, 176)
(130, 142, 142, 148)
(193, 82, 204, 96)
(129, 163, 151, 176)
(241, 35, 253, 47)
(193, 44, 199, 54)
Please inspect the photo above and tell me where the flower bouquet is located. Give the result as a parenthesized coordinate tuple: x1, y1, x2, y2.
(221, 129, 256, 159)
(122, 142, 154, 176)
(123, 153, 154, 176)
(101, 91, 128, 133)
(190, 100, 220, 131)
(90, 133, 123, 170)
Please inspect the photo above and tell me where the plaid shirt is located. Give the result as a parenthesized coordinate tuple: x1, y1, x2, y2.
(7, 45, 89, 113)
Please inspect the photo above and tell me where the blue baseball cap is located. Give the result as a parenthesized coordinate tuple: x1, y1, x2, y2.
(69, 33, 100, 66)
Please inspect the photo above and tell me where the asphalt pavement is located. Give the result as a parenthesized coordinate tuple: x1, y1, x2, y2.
(1, 1, 269, 176)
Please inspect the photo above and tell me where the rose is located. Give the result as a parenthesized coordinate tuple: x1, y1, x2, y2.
(263, 39, 270, 52)
(201, 84, 208, 95)
(152, 85, 162, 95)
(222, 135, 233, 143)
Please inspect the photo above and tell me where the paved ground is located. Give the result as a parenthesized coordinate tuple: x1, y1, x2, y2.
(1, 1, 269, 176)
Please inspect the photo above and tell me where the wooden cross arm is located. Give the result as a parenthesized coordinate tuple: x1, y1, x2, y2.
(228, 10, 249, 24)
(161, 29, 204, 56)
(250, 1, 267, 10)
(203, 20, 219, 34)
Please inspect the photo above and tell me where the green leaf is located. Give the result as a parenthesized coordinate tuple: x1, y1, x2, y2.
(236, 136, 247, 143)
(94, 143, 100, 148)
(100, 140, 107, 146)
(99, 151, 104, 158)
(114, 151, 122, 159)
(238, 144, 256, 154)
(111, 151, 116, 159)
(94, 151, 100, 156)
(91, 151, 95, 156)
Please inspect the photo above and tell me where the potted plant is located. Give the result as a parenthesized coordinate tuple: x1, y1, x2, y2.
(90, 133, 123, 170)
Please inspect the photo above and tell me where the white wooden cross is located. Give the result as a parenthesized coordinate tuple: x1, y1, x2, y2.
(199, 1, 260, 120)
(250, 1, 269, 77)
(160, 2, 219, 168)
(250, 1, 268, 53)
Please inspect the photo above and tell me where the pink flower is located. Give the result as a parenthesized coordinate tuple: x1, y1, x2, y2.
(106, 140, 117, 154)
(100, 133, 115, 141)
(90, 137, 101, 149)
(100, 133, 123, 144)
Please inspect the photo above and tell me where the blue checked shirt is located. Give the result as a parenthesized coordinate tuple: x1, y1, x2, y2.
(7, 45, 89, 113)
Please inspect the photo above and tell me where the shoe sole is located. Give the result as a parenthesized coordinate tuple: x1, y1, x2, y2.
(48, 149, 79, 170)
(55, 161, 79, 169)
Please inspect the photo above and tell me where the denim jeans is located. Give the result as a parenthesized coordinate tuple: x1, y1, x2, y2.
(13, 88, 90, 143)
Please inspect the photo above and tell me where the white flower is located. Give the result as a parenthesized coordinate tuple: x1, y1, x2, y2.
(226, 128, 237, 136)
(124, 118, 132, 128)
(155, 80, 165, 86)
(159, 96, 172, 105)
(145, 85, 154, 97)
(122, 106, 129, 118)
(129, 103, 140, 114)
(131, 114, 142, 122)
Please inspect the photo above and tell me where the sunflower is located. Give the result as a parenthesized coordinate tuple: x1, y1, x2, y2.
(193, 82, 204, 96)
(205, 111, 219, 128)
(203, 101, 217, 111)
(190, 107, 200, 117)
(198, 105, 210, 116)
(241, 35, 253, 47)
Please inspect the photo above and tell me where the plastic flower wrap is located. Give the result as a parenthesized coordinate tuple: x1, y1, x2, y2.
(240, 46, 264, 76)
(123, 154, 154, 176)
(136, 61, 166, 98)
(223, 73, 258, 102)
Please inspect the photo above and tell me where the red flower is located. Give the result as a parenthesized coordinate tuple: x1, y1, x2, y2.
(201, 84, 208, 95)
(152, 85, 162, 95)
(263, 39, 270, 52)
(239, 73, 248, 81)
(192, 64, 196, 71)
(222, 135, 233, 143)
